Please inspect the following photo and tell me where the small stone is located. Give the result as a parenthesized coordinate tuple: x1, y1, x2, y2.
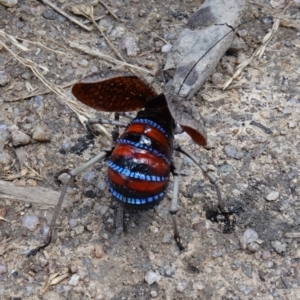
(75, 225, 84, 235)
(68, 274, 80, 286)
(32, 124, 52, 142)
(149, 225, 159, 234)
(83, 171, 97, 186)
(22, 214, 39, 231)
(27, 179, 37, 186)
(10, 128, 31, 146)
(42, 8, 57, 20)
(0, 71, 9, 86)
(150, 290, 158, 298)
(247, 242, 260, 252)
(147, 251, 156, 261)
(79, 59, 89, 67)
(0, 264, 7, 275)
(161, 44, 172, 53)
(0, 0, 18, 7)
(193, 280, 205, 290)
(119, 36, 138, 57)
(271, 241, 286, 254)
(240, 229, 259, 250)
(69, 219, 77, 227)
(237, 29, 248, 37)
(15, 179, 26, 186)
(237, 284, 253, 296)
(176, 280, 188, 292)
(288, 121, 296, 128)
(224, 145, 243, 160)
(266, 191, 280, 201)
(96, 179, 106, 191)
(165, 32, 177, 41)
(261, 250, 271, 260)
(94, 244, 105, 258)
(21, 72, 31, 80)
(145, 271, 161, 285)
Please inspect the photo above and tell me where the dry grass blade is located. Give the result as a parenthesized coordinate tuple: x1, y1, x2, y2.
(223, 1, 293, 90)
(39, 0, 93, 31)
(42, 272, 69, 295)
(99, 0, 120, 21)
(0, 32, 112, 140)
(69, 4, 125, 63)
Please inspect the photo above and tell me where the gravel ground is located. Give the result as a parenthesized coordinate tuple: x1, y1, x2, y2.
(0, 0, 300, 299)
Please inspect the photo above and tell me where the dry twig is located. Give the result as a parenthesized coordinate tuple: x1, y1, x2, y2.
(223, 1, 293, 90)
(99, 0, 120, 21)
(39, 0, 93, 31)
(69, 5, 125, 63)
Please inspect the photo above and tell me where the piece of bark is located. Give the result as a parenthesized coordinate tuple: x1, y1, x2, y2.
(0, 180, 72, 208)
(163, 0, 245, 145)
(165, 0, 245, 99)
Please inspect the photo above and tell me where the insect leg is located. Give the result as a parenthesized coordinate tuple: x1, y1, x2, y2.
(170, 158, 185, 251)
(88, 118, 127, 127)
(117, 112, 135, 120)
(27, 150, 112, 257)
(174, 145, 224, 213)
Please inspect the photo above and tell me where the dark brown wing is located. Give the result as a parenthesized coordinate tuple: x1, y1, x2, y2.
(72, 73, 158, 112)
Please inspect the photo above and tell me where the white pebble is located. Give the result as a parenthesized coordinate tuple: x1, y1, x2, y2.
(161, 44, 172, 53)
(68, 274, 80, 286)
(22, 214, 39, 231)
(145, 271, 161, 285)
(266, 191, 280, 201)
(288, 121, 296, 128)
(240, 229, 258, 250)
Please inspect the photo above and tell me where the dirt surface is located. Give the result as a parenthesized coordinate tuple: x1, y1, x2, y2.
(1, 0, 300, 299)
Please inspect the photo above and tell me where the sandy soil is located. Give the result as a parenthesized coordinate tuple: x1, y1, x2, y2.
(0, 0, 300, 299)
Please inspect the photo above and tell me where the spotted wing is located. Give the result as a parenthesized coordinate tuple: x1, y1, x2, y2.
(72, 73, 158, 112)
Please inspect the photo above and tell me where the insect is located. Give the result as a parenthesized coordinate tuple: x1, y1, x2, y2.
(27, 73, 223, 256)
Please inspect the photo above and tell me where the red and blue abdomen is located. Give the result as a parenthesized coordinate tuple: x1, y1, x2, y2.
(107, 117, 173, 209)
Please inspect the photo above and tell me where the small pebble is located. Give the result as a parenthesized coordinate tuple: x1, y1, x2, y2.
(79, 59, 89, 67)
(150, 290, 158, 298)
(22, 214, 39, 231)
(224, 145, 243, 160)
(75, 225, 84, 235)
(42, 8, 57, 20)
(176, 280, 188, 292)
(83, 171, 97, 186)
(69, 219, 77, 227)
(32, 124, 52, 142)
(119, 36, 138, 57)
(288, 121, 296, 128)
(0, 71, 9, 86)
(161, 44, 172, 53)
(96, 179, 106, 191)
(27, 179, 37, 186)
(94, 244, 105, 258)
(261, 250, 271, 260)
(266, 191, 279, 201)
(10, 128, 31, 146)
(0, 0, 18, 7)
(247, 242, 260, 252)
(237, 284, 253, 296)
(240, 228, 259, 250)
(271, 241, 286, 254)
(193, 280, 205, 290)
(68, 274, 80, 286)
(0, 264, 7, 275)
(145, 271, 161, 285)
